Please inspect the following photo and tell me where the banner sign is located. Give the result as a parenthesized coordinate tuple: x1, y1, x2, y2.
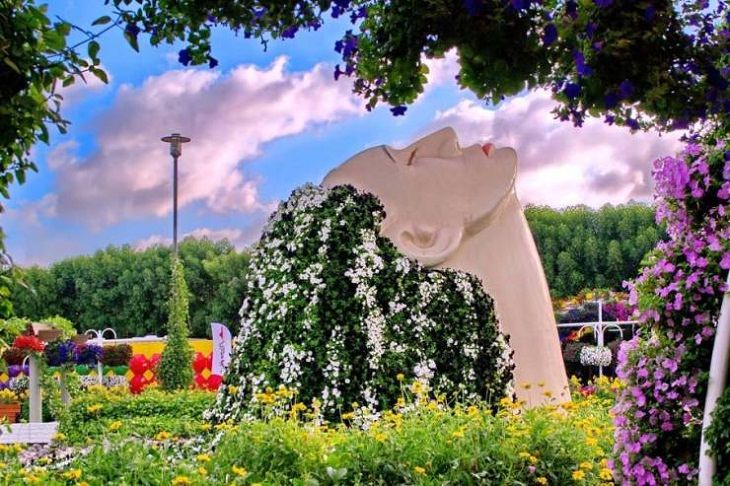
(211, 322, 232, 376)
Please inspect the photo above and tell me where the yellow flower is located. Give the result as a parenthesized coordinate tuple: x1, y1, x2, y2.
(196, 453, 211, 463)
(518, 452, 532, 460)
(579, 461, 593, 470)
(76, 482, 90, 486)
(414, 466, 426, 475)
(197, 467, 207, 476)
(108, 421, 123, 432)
(63, 469, 82, 480)
(171, 476, 192, 486)
(227, 385, 238, 395)
(86, 404, 102, 414)
(585, 437, 598, 447)
(572, 470, 586, 481)
(521, 382, 532, 390)
(599, 468, 613, 480)
(452, 430, 465, 438)
(396, 373, 405, 382)
(231, 465, 248, 477)
(374, 432, 387, 442)
(536, 478, 548, 485)
(155, 431, 171, 441)
(53, 432, 66, 442)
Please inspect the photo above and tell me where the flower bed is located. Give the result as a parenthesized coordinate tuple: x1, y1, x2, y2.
(0, 379, 616, 485)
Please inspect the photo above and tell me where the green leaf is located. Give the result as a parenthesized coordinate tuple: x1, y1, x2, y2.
(15, 170, 25, 185)
(88, 40, 100, 61)
(62, 76, 75, 88)
(92, 15, 112, 26)
(2, 58, 20, 74)
(124, 31, 140, 52)
(91, 67, 109, 84)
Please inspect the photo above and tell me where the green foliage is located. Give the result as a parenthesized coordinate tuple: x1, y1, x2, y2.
(40, 314, 76, 339)
(525, 203, 663, 298)
(157, 257, 193, 391)
(707, 386, 730, 485)
(208, 185, 514, 424)
(0, 0, 111, 228)
(0, 317, 29, 347)
(5, 388, 614, 484)
(105, 0, 727, 130)
(59, 386, 214, 443)
(10, 238, 249, 338)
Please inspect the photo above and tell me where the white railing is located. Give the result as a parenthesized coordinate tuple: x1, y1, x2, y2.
(557, 300, 639, 376)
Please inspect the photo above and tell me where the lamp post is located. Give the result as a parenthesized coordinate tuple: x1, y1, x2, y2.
(160, 133, 191, 257)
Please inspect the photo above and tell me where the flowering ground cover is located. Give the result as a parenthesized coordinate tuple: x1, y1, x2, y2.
(0, 378, 618, 485)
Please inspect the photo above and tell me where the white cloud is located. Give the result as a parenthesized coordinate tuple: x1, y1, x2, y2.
(429, 90, 684, 207)
(134, 223, 266, 252)
(47, 57, 361, 229)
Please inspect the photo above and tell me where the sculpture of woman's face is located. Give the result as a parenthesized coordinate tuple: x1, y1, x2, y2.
(323, 127, 517, 266)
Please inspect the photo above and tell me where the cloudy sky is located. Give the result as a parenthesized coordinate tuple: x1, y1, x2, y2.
(5, 1, 684, 266)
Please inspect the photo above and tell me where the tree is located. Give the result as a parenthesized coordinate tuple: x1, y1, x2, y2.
(9, 238, 250, 338)
(156, 256, 193, 391)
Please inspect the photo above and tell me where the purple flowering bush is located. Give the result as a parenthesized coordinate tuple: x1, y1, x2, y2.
(612, 120, 730, 485)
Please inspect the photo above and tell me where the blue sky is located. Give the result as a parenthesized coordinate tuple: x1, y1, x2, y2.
(5, 0, 683, 266)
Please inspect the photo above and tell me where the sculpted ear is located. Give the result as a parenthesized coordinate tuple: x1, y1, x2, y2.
(395, 223, 464, 266)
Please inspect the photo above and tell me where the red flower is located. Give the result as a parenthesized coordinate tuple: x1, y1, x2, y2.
(12, 335, 45, 352)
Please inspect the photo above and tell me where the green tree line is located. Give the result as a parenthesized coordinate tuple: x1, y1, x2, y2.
(10, 237, 249, 338)
(9, 204, 661, 337)
(525, 203, 663, 298)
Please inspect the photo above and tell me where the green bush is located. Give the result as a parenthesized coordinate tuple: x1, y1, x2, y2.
(157, 257, 193, 391)
(41, 315, 77, 339)
(707, 386, 730, 485)
(60, 386, 214, 443)
(208, 185, 514, 424)
(0, 317, 28, 347)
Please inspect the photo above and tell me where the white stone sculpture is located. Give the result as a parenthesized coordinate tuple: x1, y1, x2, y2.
(323, 127, 569, 405)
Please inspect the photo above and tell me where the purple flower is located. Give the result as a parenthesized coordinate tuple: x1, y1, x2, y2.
(282, 26, 298, 39)
(208, 56, 219, 69)
(594, 0, 613, 7)
(178, 49, 192, 66)
(542, 23, 558, 46)
(390, 105, 407, 116)
(564, 82, 581, 99)
(462, 0, 484, 15)
(619, 79, 635, 98)
(573, 50, 593, 76)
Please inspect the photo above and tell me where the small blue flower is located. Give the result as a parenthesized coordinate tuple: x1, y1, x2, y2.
(178, 49, 192, 66)
(565, 1, 577, 20)
(626, 118, 640, 130)
(586, 22, 597, 39)
(208, 56, 219, 69)
(282, 26, 298, 39)
(594, 0, 613, 7)
(391, 105, 407, 116)
(564, 83, 581, 99)
(573, 50, 593, 77)
(334, 65, 344, 81)
(542, 23, 558, 46)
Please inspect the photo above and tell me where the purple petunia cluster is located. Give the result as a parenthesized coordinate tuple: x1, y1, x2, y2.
(611, 123, 730, 485)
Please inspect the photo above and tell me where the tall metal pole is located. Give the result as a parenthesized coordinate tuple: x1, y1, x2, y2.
(173, 153, 178, 256)
(161, 133, 190, 258)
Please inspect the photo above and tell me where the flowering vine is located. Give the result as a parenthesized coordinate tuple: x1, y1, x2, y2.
(612, 120, 730, 485)
(206, 184, 514, 424)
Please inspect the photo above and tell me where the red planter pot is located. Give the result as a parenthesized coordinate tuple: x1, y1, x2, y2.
(0, 402, 21, 423)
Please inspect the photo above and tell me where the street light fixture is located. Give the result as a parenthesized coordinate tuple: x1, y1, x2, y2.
(160, 133, 191, 257)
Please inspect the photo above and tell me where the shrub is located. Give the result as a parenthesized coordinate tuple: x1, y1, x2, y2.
(707, 386, 730, 485)
(207, 184, 514, 424)
(0, 317, 29, 346)
(157, 257, 194, 391)
(40, 315, 76, 340)
(60, 386, 214, 444)
(100, 344, 132, 366)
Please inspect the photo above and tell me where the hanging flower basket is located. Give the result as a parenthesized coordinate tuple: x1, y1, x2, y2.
(579, 346, 612, 367)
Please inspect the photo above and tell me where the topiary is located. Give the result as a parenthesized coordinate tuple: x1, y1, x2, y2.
(157, 257, 193, 391)
(206, 184, 514, 424)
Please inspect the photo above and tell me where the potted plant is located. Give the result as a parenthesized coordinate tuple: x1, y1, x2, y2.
(44, 340, 76, 371)
(0, 389, 22, 423)
(73, 343, 103, 375)
(101, 344, 132, 375)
